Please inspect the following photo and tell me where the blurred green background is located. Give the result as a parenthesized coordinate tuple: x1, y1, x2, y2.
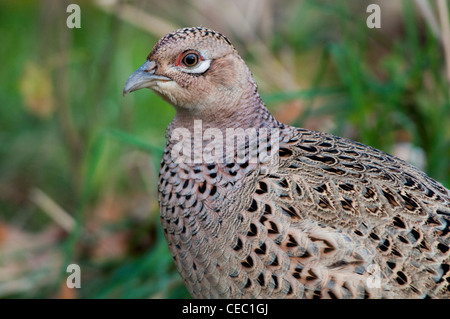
(0, 0, 449, 298)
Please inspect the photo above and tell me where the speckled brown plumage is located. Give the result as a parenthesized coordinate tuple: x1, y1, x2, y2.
(124, 27, 450, 299)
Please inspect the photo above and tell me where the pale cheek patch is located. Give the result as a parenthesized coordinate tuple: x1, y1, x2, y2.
(157, 80, 179, 90)
(153, 81, 181, 104)
(177, 60, 211, 74)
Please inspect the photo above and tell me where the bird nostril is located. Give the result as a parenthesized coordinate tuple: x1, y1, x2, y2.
(143, 67, 156, 74)
(142, 60, 157, 73)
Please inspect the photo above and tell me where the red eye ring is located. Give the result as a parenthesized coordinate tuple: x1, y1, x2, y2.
(176, 50, 203, 68)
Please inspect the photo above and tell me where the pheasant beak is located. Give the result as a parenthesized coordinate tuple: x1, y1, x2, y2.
(123, 60, 171, 96)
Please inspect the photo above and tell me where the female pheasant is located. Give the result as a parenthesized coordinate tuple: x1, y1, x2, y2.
(124, 27, 450, 299)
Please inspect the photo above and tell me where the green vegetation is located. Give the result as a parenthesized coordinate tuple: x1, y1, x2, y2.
(0, 0, 448, 298)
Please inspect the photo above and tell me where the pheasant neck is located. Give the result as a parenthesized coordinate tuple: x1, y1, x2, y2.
(165, 83, 283, 167)
(169, 90, 281, 134)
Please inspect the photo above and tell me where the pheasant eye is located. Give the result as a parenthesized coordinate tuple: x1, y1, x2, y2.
(175, 51, 210, 74)
(182, 53, 199, 67)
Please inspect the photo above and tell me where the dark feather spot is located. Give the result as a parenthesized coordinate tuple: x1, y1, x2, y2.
(286, 234, 298, 247)
(392, 248, 402, 257)
(281, 206, 300, 219)
(378, 239, 390, 252)
(318, 196, 333, 210)
(387, 261, 396, 269)
(399, 192, 419, 211)
(425, 188, 435, 198)
(354, 230, 363, 236)
(318, 142, 332, 148)
(323, 167, 346, 175)
(314, 184, 328, 193)
(363, 187, 376, 199)
(255, 242, 267, 255)
(268, 221, 279, 234)
(410, 285, 420, 294)
(393, 216, 406, 228)
(403, 177, 416, 187)
(382, 189, 400, 207)
(299, 250, 311, 258)
(340, 198, 354, 211)
(241, 255, 254, 268)
(306, 269, 318, 281)
(270, 256, 279, 267)
(198, 182, 207, 193)
(437, 243, 449, 253)
(210, 185, 217, 196)
(233, 237, 243, 251)
(272, 275, 279, 289)
(339, 183, 355, 191)
(278, 178, 289, 188)
(419, 239, 430, 251)
(344, 150, 359, 156)
(396, 271, 408, 285)
(343, 163, 365, 171)
(409, 228, 421, 243)
(279, 147, 293, 157)
(369, 232, 380, 241)
(313, 289, 322, 299)
(328, 291, 338, 299)
(363, 289, 370, 299)
(287, 283, 293, 295)
(248, 199, 258, 212)
(425, 216, 440, 226)
(398, 235, 409, 244)
(247, 223, 257, 237)
(306, 154, 337, 165)
(257, 273, 265, 286)
(256, 181, 268, 194)
(323, 240, 335, 253)
(240, 162, 249, 169)
(366, 206, 379, 215)
(295, 183, 303, 196)
(297, 145, 318, 153)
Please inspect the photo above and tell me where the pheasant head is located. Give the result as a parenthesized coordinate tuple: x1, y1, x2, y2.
(123, 27, 259, 120)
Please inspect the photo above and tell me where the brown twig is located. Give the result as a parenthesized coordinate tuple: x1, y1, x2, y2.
(30, 188, 75, 232)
